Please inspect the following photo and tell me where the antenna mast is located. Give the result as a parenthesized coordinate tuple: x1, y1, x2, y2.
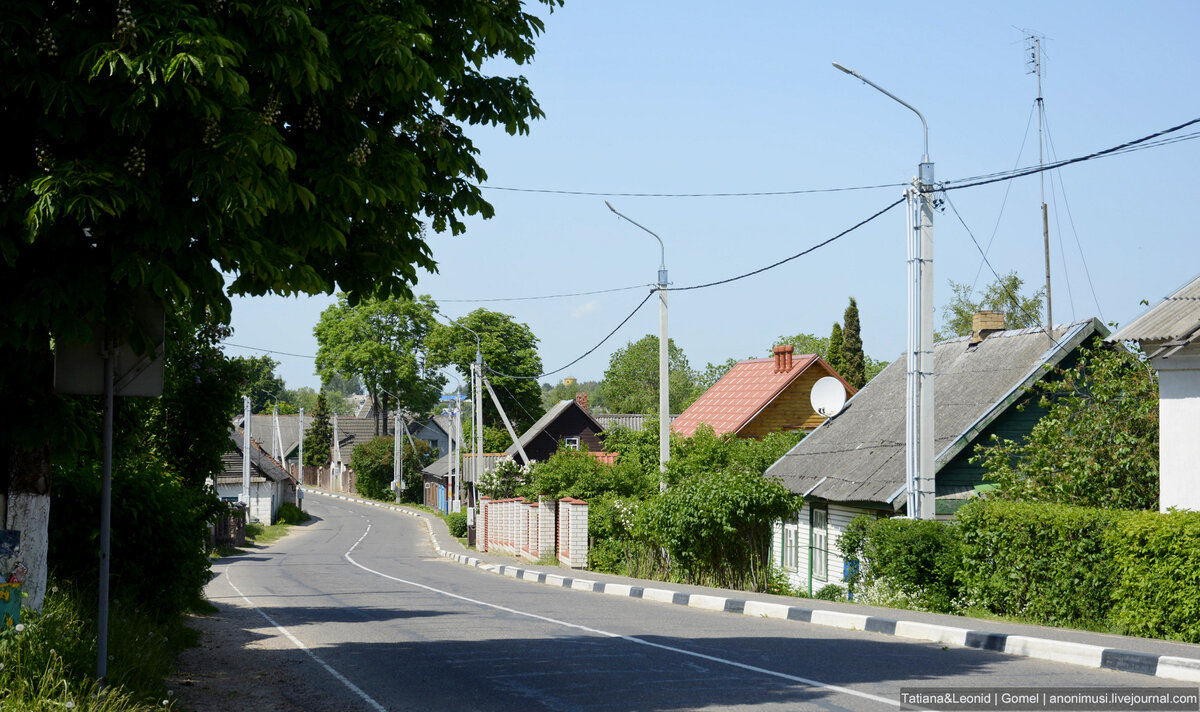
(1028, 33, 1052, 332)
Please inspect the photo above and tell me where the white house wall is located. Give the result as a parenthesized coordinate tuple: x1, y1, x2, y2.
(1155, 350, 1200, 512)
(772, 502, 878, 597)
(214, 481, 276, 524)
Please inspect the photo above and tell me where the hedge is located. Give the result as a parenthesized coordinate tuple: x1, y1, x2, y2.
(1108, 509, 1200, 642)
(838, 516, 962, 613)
(956, 498, 1117, 628)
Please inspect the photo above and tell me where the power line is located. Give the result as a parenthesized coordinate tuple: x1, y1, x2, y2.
(477, 182, 906, 199)
(223, 341, 317, 359)
(671, 197, 905, 292)
(437, 283, 652, 304)
(487, 289, 658, 380)
(942, 116, 1200, 192)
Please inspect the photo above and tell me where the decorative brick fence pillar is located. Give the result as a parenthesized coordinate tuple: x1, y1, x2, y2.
(537, 496, 556, 561)
(479, 497, 491, 552)
(557, 497, 588, 569)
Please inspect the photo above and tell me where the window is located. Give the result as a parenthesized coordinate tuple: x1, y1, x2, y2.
(810, 505, 828, 581)
(782, 515, 801, 572)
(563, 437, 580, 451)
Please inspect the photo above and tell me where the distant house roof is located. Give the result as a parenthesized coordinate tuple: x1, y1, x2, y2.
(219, 430, 293, 484)
(765, 318, 1108, 510)
(1109, 272, 1200, 358)
(504, 399, 606, 460)
(421, 452, 509, 479)
(592, 413, 678, 432)
(248, 413, 302, 460)
(672, 350, 853, 438)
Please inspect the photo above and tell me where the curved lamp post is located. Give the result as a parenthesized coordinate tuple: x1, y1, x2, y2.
(605, 201, 669, 489)
(833, 62, 935, 520)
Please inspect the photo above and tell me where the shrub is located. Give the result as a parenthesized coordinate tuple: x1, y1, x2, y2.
(50, 456, 218, 618)
(814, 584, 846, 601)
(276, 502, 309, 525)
(956, 498, 1117, 627)
(351, 435, 429, 501)
(635, 469, 798, 591)
(1108, 509, 1200, 643)
(446, 511, 468, 538)
(855, 517, 962, 613)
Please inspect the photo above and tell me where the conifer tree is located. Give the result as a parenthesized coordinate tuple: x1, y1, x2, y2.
(303, 391, 334, 468)
(827, 322, 846, 375)
(840, 298, 866, 389)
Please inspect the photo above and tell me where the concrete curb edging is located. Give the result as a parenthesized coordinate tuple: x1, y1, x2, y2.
(305, 488, 1200, 684)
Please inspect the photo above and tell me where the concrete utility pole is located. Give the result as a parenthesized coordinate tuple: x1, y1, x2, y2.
(242, 396, 251, 507)
(605, 201, 669, 489)
(298, 407, 304, 484)
(833, 62, 936, 520)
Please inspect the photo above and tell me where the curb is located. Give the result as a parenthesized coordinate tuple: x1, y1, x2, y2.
(305, 488, 1200, 684)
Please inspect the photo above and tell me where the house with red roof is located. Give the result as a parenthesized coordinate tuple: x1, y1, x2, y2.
(671, 345, 856, 439)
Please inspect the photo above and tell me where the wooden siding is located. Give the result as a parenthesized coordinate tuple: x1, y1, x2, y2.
(738, 366, 841, 438)
(524, 407, 605, 462)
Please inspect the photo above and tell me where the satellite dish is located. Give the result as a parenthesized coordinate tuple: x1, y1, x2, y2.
(810, 376, 847, 418)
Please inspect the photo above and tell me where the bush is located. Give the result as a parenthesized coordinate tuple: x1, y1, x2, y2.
(814, 584, 846, 601)
(276, 502, 309, 525)
(351, 435, 429, 502)
(852, 517, 962, 613)
(50, 457, 218, 618)
(1108, 509, 1200, 642)
(635, 469, 798, 591)
(446, 511, 468, 538)
(956, 498, 1117, 627)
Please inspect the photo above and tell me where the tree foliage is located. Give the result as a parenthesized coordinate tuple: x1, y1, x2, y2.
(826, 323, 845, 374)
(771, 333, 830, 358)
(426, 308, 544, 431)
(971, 340, 1158, 510)
(840, 297, 865, 389)
(315, 294, 444, 435)
(601, 335, 696, 415)
(350, 434, 429, 502)
(303, 391, 333, 467)
(940, 271, 1045, 339)
(232, 354, 285, 414)
(541, 379, 603, 413)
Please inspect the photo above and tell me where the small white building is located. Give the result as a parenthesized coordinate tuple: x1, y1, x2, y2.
(215, 431, 298, 524)
(1109, 273, 1200, 513)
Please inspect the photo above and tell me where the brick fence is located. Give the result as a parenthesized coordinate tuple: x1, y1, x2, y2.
(479, 495, 588, 568)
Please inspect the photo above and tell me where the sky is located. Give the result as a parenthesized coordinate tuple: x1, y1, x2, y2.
(226, 1, 1200, 394)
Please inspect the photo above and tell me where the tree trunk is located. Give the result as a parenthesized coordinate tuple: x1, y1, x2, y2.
(3, 444, 51, 612)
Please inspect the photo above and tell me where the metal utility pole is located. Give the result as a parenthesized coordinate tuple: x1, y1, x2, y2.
(605, 201, 669, 488)
(834, 62, 935, 520)
(242, 396, 251, 507)
(393, 406, 402, 500)
(1029, 34, 1053, 332)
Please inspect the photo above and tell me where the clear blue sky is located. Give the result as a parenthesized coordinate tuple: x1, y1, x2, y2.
(227, 1, 1200, 393)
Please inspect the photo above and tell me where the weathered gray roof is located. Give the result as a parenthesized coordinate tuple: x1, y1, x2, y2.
(1108, 272, 1200, 358)
(248, 414, 302, 459)
(422, 452, 509, 479)
(503, 400, 605, 457)
(765, 319, 1107, 509)
(592, 413, 679, 432)
(219, 430, 293, 484)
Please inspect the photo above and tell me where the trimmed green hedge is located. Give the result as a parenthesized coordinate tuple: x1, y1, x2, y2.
(838, 516, 962, 613)
(956, 499, 1117, 628)
(1108, 509, 1200, 642)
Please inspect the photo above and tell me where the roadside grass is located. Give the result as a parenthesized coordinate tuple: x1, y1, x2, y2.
(211, 503, 310, 558)
(0, 581, 189, 712)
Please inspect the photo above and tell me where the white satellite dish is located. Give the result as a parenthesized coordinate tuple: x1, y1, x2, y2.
(810, 376, 847, 418)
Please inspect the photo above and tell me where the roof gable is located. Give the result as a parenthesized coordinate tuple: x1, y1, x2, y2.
(1109, 272, 1200, 358)
(671, 354, 850, 438)
(764, 319, 1107, 508)
(504, 400, 606, 458)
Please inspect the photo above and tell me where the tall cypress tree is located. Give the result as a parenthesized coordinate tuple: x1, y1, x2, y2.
(841, 298, 866, 389)
(303, 391, 334, 467)
(827, 322, 845, 375)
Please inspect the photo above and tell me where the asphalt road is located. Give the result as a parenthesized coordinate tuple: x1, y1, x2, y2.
(205, 496, 1189, 712)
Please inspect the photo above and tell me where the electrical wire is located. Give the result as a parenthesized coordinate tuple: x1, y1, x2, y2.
(942, 116, 1200, 192)
(670, 197, 905, 292)
(486, 289, 658, 380)
(1043, 110, 1104, 323)
(971, 100, 1037, 291)
(437, 283, 653, 304)
(477, 182, 906, 198)
(223, 342, 317, 359)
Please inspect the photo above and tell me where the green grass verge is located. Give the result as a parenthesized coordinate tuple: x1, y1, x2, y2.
(0, 581, 190, 711)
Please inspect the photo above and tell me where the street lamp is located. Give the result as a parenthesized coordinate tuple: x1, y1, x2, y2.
(833, 62, 936, 520)
(605, 201, 669, 488)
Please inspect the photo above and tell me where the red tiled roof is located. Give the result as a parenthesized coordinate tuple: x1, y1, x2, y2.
(672, 354, 821, 438)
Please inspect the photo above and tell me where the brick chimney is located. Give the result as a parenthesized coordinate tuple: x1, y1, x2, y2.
(772, 345, 784, 372)
(970, 311, 1006, 346)
(782, 344, 794, 372)
(575, 391, 589, 412)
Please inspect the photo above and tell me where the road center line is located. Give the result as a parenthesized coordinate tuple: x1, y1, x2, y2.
(344, 516, 899, 708)
(222, 564, 389, 712)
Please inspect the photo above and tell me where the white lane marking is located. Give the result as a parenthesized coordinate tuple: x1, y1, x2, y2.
(222, 564, 388, 712)
(343, 521, 899, 708)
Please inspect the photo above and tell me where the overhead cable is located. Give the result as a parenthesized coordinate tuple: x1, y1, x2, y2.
(477, 182, 906, 198)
